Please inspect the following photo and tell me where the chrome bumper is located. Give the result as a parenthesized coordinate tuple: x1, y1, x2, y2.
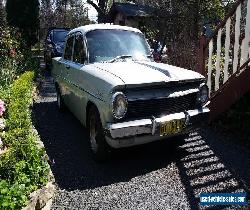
(105, 108, 210, 148)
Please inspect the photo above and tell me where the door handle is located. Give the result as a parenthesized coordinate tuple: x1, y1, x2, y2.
(66, 65, 70, 69)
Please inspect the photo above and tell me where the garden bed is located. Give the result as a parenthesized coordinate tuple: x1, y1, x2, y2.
(0, 71, 51, 209)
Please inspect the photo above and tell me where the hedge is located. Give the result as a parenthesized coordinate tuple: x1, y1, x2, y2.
(0, 71, 49, 209)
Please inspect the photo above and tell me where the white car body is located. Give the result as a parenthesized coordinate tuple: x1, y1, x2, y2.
(52, 24, 209, 150)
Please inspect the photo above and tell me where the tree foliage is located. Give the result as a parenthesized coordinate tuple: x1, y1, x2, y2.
(136, 0, 230, 42)
(133, 0, 237, 69)
(6, 0, 40, 47)
(39, 0, 91, 40)
(55, 0, 90, 27)
(87, 0, 236, 40)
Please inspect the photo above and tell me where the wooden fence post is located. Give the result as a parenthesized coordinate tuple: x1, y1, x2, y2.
(196, 35, 207, 76)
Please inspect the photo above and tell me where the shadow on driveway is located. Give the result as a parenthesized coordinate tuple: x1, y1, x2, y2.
(33, 100, 188, 190)
(33, 95, 250, 209)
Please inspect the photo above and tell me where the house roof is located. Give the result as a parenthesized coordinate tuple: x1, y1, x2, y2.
(109, 2, 155, 18)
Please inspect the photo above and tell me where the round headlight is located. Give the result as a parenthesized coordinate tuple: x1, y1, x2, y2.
(198, 85, 209, 105)
(112, 92, 128, 119)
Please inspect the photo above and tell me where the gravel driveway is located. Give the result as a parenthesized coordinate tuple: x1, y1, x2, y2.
(33, 75, 250, 210)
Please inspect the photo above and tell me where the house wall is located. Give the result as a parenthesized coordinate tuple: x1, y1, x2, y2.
(113, 13, 139, 28)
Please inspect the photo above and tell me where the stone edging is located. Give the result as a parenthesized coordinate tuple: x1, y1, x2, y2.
(22, 181, 56, 210)
(22, 78, 56, 210)
(22, 127, 56, 210)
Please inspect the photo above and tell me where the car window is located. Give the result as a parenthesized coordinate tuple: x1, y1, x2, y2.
(86, 29, 151, 63)
(53, 30, 68, 43)
(64, 35, 74, 60)
(73, 33, 85, 64)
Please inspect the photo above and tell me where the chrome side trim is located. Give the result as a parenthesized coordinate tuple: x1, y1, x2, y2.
(55, 74, 105, 102)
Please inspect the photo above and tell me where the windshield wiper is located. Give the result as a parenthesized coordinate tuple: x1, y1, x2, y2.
(108, 55, 133, 63)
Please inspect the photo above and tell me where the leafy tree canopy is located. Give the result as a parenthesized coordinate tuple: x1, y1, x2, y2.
(6, 0, 40, 47)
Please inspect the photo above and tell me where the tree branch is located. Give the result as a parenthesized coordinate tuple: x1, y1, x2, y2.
(87, 0, 104, 15)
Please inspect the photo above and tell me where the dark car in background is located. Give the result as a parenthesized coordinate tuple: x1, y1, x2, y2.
(44, 28, 70, 69)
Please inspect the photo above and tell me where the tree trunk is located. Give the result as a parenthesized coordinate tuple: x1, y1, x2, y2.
(98, 0, 106, 23)
(87, 0, 107, 23)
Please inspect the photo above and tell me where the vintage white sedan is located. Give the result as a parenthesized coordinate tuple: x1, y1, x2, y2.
(52, 24, 210, 161)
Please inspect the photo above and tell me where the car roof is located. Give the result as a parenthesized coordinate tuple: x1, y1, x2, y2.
(68, 24, 142, 36)
(49, 27, 70, 32)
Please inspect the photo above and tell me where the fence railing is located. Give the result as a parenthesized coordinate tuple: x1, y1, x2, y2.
(197, 0, 250, 97)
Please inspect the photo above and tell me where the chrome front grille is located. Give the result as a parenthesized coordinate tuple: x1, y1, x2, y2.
(125, 92, 197, 120)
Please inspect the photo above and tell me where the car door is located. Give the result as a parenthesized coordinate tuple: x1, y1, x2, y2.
(67, 32, 88, 124)
(60, 33, 75, 108)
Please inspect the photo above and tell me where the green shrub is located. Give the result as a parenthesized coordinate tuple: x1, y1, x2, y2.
(0, 71, 49, 210)
(0, 26, 22, 88)
(0, 27, 40, 89)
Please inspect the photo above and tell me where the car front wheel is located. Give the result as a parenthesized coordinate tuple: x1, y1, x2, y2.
(88, 106, 111, 162)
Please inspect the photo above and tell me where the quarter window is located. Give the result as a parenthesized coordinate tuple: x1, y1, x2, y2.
(64, 36, 74, 60)
(73, 33, 85, 64)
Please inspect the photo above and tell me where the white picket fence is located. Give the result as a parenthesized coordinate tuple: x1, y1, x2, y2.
(206, 0, 250, 96)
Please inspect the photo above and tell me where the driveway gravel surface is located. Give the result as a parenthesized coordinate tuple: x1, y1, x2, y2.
(33, 75, 250, 210)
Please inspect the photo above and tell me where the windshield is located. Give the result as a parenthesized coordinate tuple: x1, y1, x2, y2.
(53, 30, 69, 42)
(86, 29, 151, 63)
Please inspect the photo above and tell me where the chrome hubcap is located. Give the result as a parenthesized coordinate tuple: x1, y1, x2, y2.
(89, 115, 98, 153)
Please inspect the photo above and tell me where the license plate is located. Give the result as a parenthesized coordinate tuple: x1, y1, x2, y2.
(160, 119, 184, 136)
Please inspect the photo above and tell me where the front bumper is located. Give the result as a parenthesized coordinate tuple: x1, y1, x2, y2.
(105, 108, 210, 148)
